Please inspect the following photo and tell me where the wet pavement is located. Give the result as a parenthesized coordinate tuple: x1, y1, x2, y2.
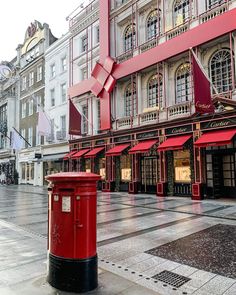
(1, 185, 236, 294)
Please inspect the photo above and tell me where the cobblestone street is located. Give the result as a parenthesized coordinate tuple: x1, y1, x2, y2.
(1, 185, 236, 294)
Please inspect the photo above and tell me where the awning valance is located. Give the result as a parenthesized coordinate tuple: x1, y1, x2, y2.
(63, 151, 77, 160)
(129, 140, 157, 154)
(158, 135, 192, 152)
(71, 149, 90, 159)
(106, 144, 130, 156)
(194, 129, 236, 148)
(84, 147, 105, 158)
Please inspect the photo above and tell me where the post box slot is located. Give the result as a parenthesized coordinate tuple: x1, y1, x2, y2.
(59, 188, 74, 192)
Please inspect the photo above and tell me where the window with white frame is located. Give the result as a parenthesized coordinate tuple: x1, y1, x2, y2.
(35, 95, 41, 112)
(21, 129, 26, 148)
(81, 67, 87, 80)
(210, 49, 233, 94)
(96, 26, 100, 43)
(29, 71, 34, 86)
(148, 74, 163, 108)
(50, 89, 55, 107)
(173, 0, 192, 26)
(50, 119, 55, 141)
(207, 0, 224, 9)
(124, 24, 136, 52)
(82, 105, 88, 134)
(21, 102, 26, 118)
(61, 57, 67, 72)
(147, 10, 161, 40)
(175, 63, 192, 103)
(97, 100, 101, 130)
(50, 64, 55, 78)
(61, 83, 67, 103)
(60, 115, 66, 132)
(22, 76, 27, 91)
(28, 99, 34, 116)
(124, 82, 136, 117)
(28, 127, 33, 147)
(37, 65, 42, 81)
(81, 36, 88, 52)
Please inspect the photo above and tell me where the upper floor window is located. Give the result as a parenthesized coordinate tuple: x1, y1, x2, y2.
(210, 49, 233, 93)
(124, 82, 136, 117)
(124, 24, 136, 52)
(28, 99, 34, 116)
(81, 36, 88, 52)
(61, 83, 67, 103)
(207, 0, 224, 10)
(50, 64, 55, 78)
(35, 95, 41, 113)
(50, 89, 55, 107)
(82, 105, 88, 134)
(29, 71, 34, 86)
(61, 57, 67, 72)
(21, 102, 26, 118)
(148, 74, 163, 108)
(175, 63, 192, 103)
(37, 65, 42, 81)
(60, 115, 66, 132)
(173, 0, 192, 26)
(96, 26, 100, 43)
(28, 127, 33, 147)
(147, 10, 161, 40)
(22, 76, 27, 91)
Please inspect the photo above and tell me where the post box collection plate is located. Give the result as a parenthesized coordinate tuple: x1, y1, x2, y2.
(62, 196, 71, 212)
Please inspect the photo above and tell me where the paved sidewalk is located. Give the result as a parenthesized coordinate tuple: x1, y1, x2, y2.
(1, 185, 236, 294)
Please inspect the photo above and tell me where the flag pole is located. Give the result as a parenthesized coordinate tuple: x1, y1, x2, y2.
(190, 48, 219, 95)
(12, 127, 31, 147)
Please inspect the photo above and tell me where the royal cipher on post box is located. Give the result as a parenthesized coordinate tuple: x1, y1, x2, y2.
(46, 172, 101, 293)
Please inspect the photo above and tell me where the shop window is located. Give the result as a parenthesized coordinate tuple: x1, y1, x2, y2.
(148, 74, 163, 108)
(22, 163, 26, 180)
(85, 159, 91, 173)
(174, 150, 191, 183)
(147, 10, 161, 40)
(173, 0, 192, 26)
(124, 24, 136, 52)
(175, 63, 192, 104)
(120, 154, 131, 182)
(223, 155, 235, 187)
(99, 157, 105, 180)
(209, 49, 233, 94)
(30, 163, 34, 180)
(124, 82, 136, 117)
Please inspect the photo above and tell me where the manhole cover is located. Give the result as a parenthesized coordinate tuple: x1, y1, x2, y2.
(152, 270, 191, 288)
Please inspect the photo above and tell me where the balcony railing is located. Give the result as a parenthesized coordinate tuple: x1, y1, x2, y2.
(116, 51, 133, 64)
(200, 2, 229, 23)
(139, 38, 158, 54)
(139, 110, 159, 125)
(56, 130, 67, 141)
(167, 102, 192, 119)
(116, 117, 133, 128)
(166, 23, 190, 41)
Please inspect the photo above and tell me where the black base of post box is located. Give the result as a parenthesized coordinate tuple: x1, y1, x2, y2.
(48, 253, 98, 293)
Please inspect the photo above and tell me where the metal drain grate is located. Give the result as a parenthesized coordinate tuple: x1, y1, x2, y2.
(152, 270, 191, 288)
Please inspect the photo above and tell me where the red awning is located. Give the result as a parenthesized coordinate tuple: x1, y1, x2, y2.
(106, 144, 130, 156)
(158, 135, 192, 152)
(129, 140, 157, 154)
(71, 149, 90, 159)
(84, 147, 105, 158)
(63, 150, 77, 160)
(194, 129, 236, 147)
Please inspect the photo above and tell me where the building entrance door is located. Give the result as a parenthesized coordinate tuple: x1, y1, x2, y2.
(212, 155, 223, 198)
(141, 157, 157, 193)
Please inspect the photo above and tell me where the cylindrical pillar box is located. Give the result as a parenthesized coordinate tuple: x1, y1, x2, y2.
(46, 172, 101, 293)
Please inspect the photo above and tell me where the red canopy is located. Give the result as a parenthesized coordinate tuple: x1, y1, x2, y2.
(63, 150, 77, 160)
(71, 149, 90, 159)
(129, 140, 157, 154)
(84, 147, 105, 158)
(106, 144, 130, 156)
(194, 129, 236, 147)
(158, 135, 192, 152)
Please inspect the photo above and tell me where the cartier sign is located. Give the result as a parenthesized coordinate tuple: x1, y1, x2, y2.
(166, 125, 192, 135)
(201, 118, 236, 130)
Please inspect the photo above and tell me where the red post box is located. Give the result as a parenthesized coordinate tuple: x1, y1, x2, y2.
(46, 172, 101, 293)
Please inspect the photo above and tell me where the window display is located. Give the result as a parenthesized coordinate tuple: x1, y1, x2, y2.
(174, 150, 191, 183)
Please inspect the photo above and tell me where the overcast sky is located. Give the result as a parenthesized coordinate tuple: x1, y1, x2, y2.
(0, 0, 89, 61)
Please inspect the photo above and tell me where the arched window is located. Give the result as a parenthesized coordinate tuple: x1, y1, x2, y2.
(148, 74, 163, 108)
(146, 10, 161, 40)
(124, 24, 136, 52)
(124, 82, 136, 117)
(173, 0, 191, 26)
(210, 49, 233, 93)
(175, 63, 192, 103)
(207, 0, 224, 10)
